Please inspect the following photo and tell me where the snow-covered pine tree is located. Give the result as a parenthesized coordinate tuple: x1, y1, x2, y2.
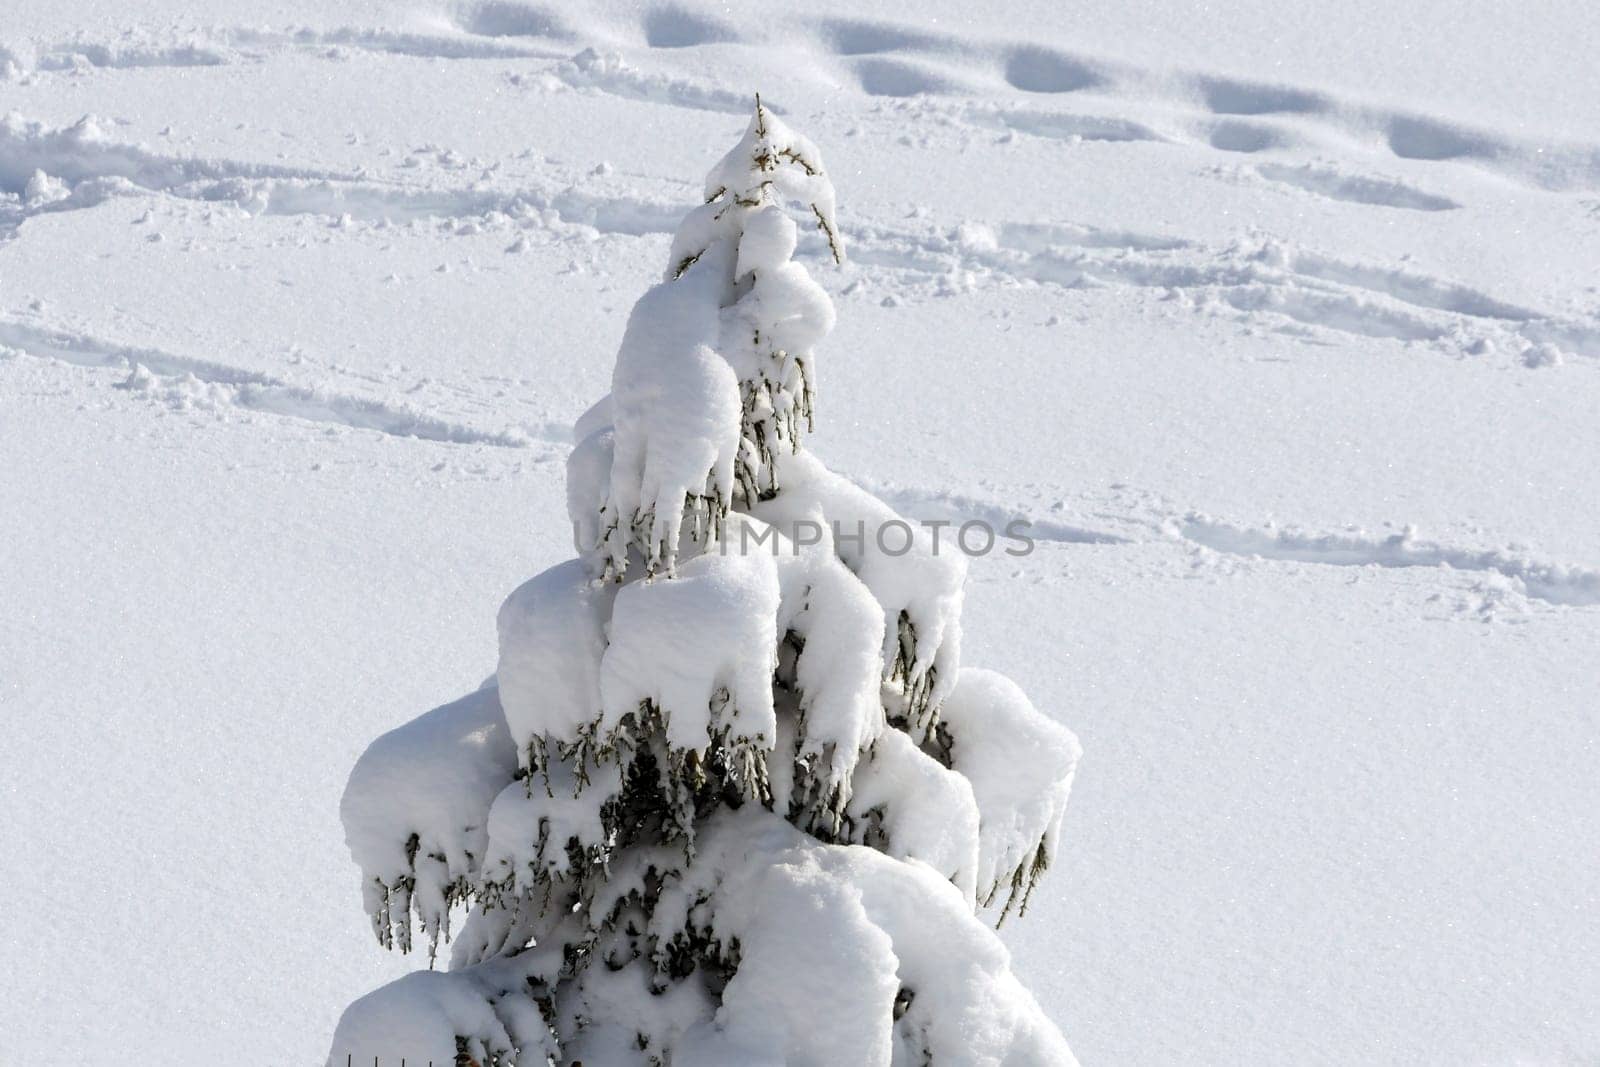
(329, 101, 1082, 1067)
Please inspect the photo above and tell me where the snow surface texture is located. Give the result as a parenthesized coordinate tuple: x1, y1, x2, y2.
(4, 1, 1600, 1064)
(328, 102, 1082, 1064)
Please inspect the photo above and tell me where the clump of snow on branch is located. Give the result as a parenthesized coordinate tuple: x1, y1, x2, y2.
(844, 727, 982, 901)
(938, 668, 1083, 918)
(332, 966, 558, 1067)
(598, 243, 742, 578)
(642, 813, 1077, 1066)
(495, 558, 615, 776)
(480, 755, 622, 896)
(755, 448, 966, 738)
(330, 100, 1081, 1067)
(339, 685, 517, 958)
(768, 518, 887, 833)
(600, 525, 782, 818)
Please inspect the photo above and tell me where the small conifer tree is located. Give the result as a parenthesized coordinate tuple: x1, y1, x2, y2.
(330, 102, 1082, 1066)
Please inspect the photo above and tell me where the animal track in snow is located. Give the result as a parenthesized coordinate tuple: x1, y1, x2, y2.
(853, 57, 969, 98)
(997, 221, 1190, 253)
(0, 321, 536, 447)
(1219, 285, 1445, 342)
(224, 25, 563, 62)
(4, 94, 1593, 369)
(966, 107, 1165, 145)
(1253, 163, 1460, 212)
(0, 113, 691, 238)
(833, 212, 1600, 362)
(551, 48, 754, 114)
(19, 12, 1600, 191)
(1384, 115, 1497, 162)
(1001, 47, 1106, 94)
(817, 479, 1600, 614)
(1207, 120, 1291, 153)
(856, 480, 1132, 546)
(1286, 251, 1538, 322)
(640, 5, 740, 49)
(30, 41, 230, 71)
(817, 19, 952, 57)
(0, 114, 353, 198)
(1196, 77, 1328, 117)
(454, 1, 572, 40)
(792, 14, 1600, 190)
(1179, 517, 1600, 607)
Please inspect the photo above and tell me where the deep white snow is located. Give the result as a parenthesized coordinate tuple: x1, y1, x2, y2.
(4, 1, 1599, 1064)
